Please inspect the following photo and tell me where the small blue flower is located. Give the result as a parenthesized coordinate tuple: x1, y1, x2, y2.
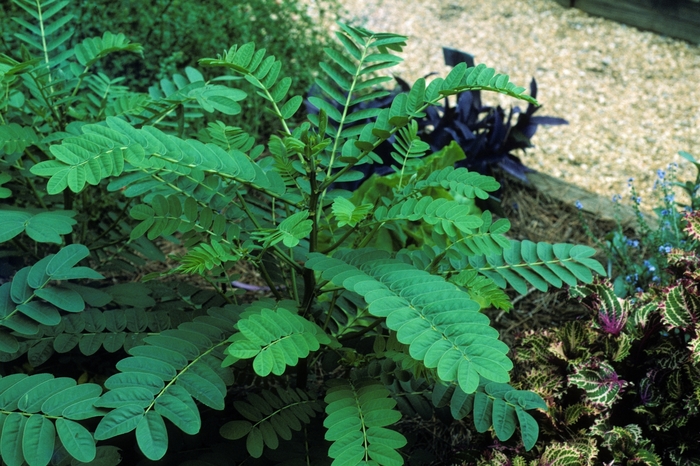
(661, 209, 669, 216)
(665, 194, 675, 203)
(635, 196, 642, 205)
(575, 200, 583, 210)
(652, 276, 660, 282)
(643, 260, 655, 272)
(626, 239, 640, 248)
(612, 194, 621, 203)
(657, 169, 666, 180)
(658, 244, 672, 254)
(635, 287, 644, 294)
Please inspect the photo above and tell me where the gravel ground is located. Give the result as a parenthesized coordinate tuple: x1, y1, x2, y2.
(336, 0, 700, 204)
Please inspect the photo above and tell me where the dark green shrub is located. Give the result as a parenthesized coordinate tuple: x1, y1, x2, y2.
(0, 2, 606, 463)
(0, 0, 338, 140)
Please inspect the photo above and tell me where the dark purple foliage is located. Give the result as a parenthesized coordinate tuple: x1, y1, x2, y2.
(305, 47, 568, 190)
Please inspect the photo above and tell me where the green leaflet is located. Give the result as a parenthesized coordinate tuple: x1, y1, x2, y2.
(22, 414, 55, 466)
(55, 419, 96, 463)
(306, 249, 511, 393)
(225, 306, 330, 376)
(135, 411, 168, 461)
(221, 387, 323, 458)
(94, 404, 144, 440)
(1, 413, 26, 466)
(324, 379, 406, 466)
(155, 385, 201, 435)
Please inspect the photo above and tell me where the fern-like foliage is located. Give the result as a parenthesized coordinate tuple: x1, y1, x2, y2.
(220, 387, 324, 458)
(30, 116, 259, 194)
(199, 42, 304, 127)
(432, 381, 546, 450)
(0, 374, 104, 465)
(454, 240, 607, 294)
(324, 379, 407, 466)
(91, 304, 241, 460)
(224, 305, 330, 376)
(0, 123, 38, 155)
(74, 31, 143, 68)
(2, 1, 602, 460)
(0, 245, 102, 353)
(0, 209, 77, 244)
(306, 248, 512, 392)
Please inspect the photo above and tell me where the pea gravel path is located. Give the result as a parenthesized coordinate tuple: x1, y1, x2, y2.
(336, 0, 700, 203)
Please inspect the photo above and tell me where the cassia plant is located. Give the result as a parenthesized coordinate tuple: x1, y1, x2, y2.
(0, 3, 607, 464)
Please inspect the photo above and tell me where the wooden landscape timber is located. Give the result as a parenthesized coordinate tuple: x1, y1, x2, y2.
(553, 0, 700, 44)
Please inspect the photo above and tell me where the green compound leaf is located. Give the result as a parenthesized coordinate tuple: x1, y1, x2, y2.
(0, 210, 77, 244)
(277, 210, 313, 248)
(332, 197, 373, 228)
(225, 306, 329, 376)
(466, 240, 605, 295)
(306, 249, 512, 393)
(220, 388, 323, 458)
(324, 379, 406, 466)
(74, 31, 143, 67)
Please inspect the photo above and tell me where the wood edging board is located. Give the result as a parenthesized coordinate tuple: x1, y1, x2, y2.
(523, 170, 658, 231)
(552, 0, 700, 44)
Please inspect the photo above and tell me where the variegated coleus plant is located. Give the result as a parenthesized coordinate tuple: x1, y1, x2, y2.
(499, 209, 700, 465)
